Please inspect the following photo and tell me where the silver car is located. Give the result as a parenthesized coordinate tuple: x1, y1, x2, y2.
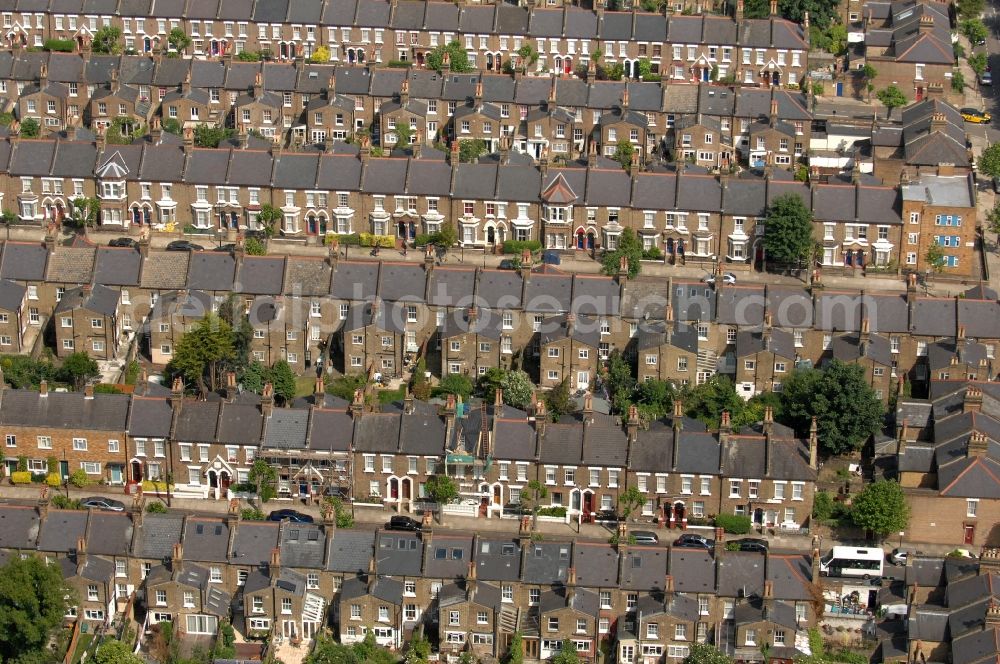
(632, 531, 659, 545)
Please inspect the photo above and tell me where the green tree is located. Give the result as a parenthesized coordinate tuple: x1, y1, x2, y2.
(458, 138, 488, 163)
(19, 117, 40, 138)
(960, 18, 989, 45)
(410, 358, 431, 400)
(244, 236, 266, 256)
(763, 193, 813, 267)
(0, 355, 55, 388)
(306, 635, 360, 664)
(544, 378, 573, 422)
(612, 138, 636, 170)
(682, 643, 731, 664)
(851, 479, 909, 538)
(257, 203, 282, 237)
(601, 227, 642, 279)
(171, 314, 235, 393)
(94, 639, 144, 664)
(425, 41, 473, 73)
(505, 633, 524, 664)
(603, 350, 636, 415)
(268, 360, 296, 405)
(985, 202, 1000, 236)
(0, 555, 72, 662)
(311, 45, 331, 63)
(779, 360, 884, 456)
(213, 621, 237, 660)
(925, 242, 947, 273)
(69, 196, 100, 227)
(93, 25, 122, 53)
(425, 474, 458, 506)
(969, 52, 989, 78)
(876, 84, 907, 119)
(551, 641, 580, 664)
(476, 368, 534, 410)
(58, 351, 99, 390)
(515, 44, 539, 72)
(634, 379, 676, 421)
(162, 117, 182, 135)
(193, 123, 235, 148)
(521, 479, 549, 530)
(978, 143, 1000, 179)
(952, 69, 966, 93)
(812, 490, 835, 520)
(957, 0, 985, 18)
(404, 633, 431, 664)
(437, 373, 473, 400)
(860, 63, 877, 100)
(683, 375, 746, 429)
(248, 458, 277, 502)
(167, 27, 191, 52)
(618, 486, 647, 522)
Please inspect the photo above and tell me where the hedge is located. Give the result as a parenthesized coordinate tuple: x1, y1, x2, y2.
(537, 506, 567, 517)
(501, 239, 542, 255)
(46, 473, 61, 487)
(715, 513, 752, 534)
(11, 471, 32, 484)
(358, 233, 395, 248)
(43, 39, 75, 52)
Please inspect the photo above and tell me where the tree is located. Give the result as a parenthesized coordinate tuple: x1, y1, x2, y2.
(952, 69, 966, 93)
(425, 474, 458, 523)
(860, 64, 877, 100)
(410, 358, 431, 400)
(404, 633, 431, 664)
(193, 123, 235, 148)
(544, 378, 573, 422)
(19, 117, 40, 138)
(978, 143, 1000, 179)
(0, 555, 72, 662)
(779, 360, 884, 456)
(94, 639, 144, 664)
(851, 480, 909, 538)
(601, 227, 642, 279)
(925, 242, 947, 273)
(551, 641, 580, 664)
(985, 202, 1000, 236)
(58, 351, 99, 390)
(603, 350, 636, 415)
(311, 45, 331, 63)
(515, 44, 539, 72)
(763, 193, 813, 267)
(425, 41, 473, 73)
(476, 368, 534, 410)
(69, 196, 100, 227)
(960, 18, 988, 46)
(969, 52, 989, 78)
(458, 138, 488, 163)
(521, 479, 549, 530)
(957, 0, 985, 19)
(437, 373, 473, 400)
(248, 458, 277, 502)
(268, 360, 296, 405)
(170, 313, 235, 393)
(162, 118, 182, 135)
(682, 644, 731, 664)
(683, 375, 747, 429)
(618, 486, 646, 522)
(612, 138, 635, 170)
(505, 633, 524, 664)
(876, 84, 907, 119)
(634, 380, 675, 421)
(167, 27, 191, 53)
(93, 25, 122, 54)
(257, 204, 282, 237)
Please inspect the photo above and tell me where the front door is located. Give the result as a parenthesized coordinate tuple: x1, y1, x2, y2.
(220, 472, 231, 494)
(493, 485, 501, 505)
(487, 227, 496, 245)
(576, 371, 589, 391)
(62, 460, 71, 479)
(283, 620, 298, 638)
(110, 466, 122, 485)
(964, 525, 975, 545)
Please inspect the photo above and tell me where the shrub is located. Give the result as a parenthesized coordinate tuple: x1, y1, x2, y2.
(358, 233, 395, 248)
(813, 490, 835, 520)
(725, 541, 741, 551)
(241, 507, 265, 520)
(43, 39, 75, 52)
(537, 506, 567, 517)
(642, 247, 663, 260)
(69, 469, 88, 488)
(52, 495, 81, 509)
(141, 480, 172, 492)
(387, 60, 413, 68)
(501, 239, 542, 255)
(146, 501, 167, 514)
(244, 236, 266, 256)
(326, 233, 361, 246)
(10, 471, 32, 484)
(236, 51, 261, 62)
(45, 473, 61, 487)
(715, 513, 752, 534)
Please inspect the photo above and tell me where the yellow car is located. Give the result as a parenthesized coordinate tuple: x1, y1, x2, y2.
(961, 108, 992, 124)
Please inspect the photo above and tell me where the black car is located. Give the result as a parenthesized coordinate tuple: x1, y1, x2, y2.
(498, 259, 517, 270)
(673, 533, 713, 549)
(80, 496, 126, 512)
(267, 509, 314, 524)
(503, 503, 530, 516)
(108, 237, 138, 248)
(593, 509, 622, 523)
(732, 538, 769, 553)
(214, 243, 236, 253)
(166, 240, 205, 252)
(541, 249, 561, 265)
(385, 515, 422, 532)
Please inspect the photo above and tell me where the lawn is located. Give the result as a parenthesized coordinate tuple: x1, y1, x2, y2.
(70, 633, 94, 664)
(378, 386, 406, 403)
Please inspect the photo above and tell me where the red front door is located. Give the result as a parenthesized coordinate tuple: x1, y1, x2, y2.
(964, 525, 975, 545)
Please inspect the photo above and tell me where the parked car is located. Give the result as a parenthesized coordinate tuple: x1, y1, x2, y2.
(981, 69, 993, 86)
(673, 533, 713, 549)
(888, 548, 921, 566)
(702, 272, 737, 286)
(541, 250, 561, 265)
(594, 509, 622, 523)
(108, 237, 137, 248)
(267, 509, 314, 524)
(498, 259, 518, 270)
(960, 107, 992, 124)
(80, 496, 126, 512)
(732, 538, 769, 553)
(632, 530, 659, 545)
(503, 503, 531, 516)
(166, 240, 205, 252)
(385, 515, 422, 532)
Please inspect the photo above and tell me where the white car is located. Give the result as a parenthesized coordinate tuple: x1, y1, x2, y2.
(702, 272, 737, 286)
